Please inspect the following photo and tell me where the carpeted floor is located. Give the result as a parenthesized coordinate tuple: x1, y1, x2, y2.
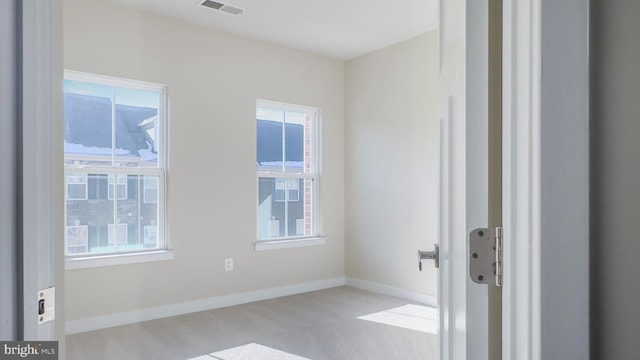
(66, 286, 438, 360)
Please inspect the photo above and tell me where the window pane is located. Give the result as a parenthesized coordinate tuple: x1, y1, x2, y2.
(66, 226, 88, 255)
(257, 177, 313, 239)
(288, 178, 312, 236)
(143, 175, 159, 204)
(140, 175, 160, 248)
(108, 174, 128, 200)
(258, 177, 285, 238)
(256, 107, 284, 171)
(115, 175, 140, 250)
(275, 178, 286, 202)
(287, 178, 300, 202)
(108, 224, 128, 247)
(66, 174, 115, 254)
(66, 173, 87, 200)
(256, 101, 318, 240)
(63, 80, 113, 166)
(284, 111, 305, 171)
(65, 173, 161, 255)
(63, 80, 162, 168)
(115, 87, 160, 167)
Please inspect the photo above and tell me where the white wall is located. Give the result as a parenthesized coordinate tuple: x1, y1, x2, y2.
(64, 0, 345, 323)
(345, 32, 439, 297)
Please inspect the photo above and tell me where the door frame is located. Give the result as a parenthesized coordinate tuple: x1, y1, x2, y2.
(439, 0, 589, 358)
(19, 0, 64, 347)
(501, 0, 589, 359)
(501, 0, 542, 358)
(21, 0, 590, 359)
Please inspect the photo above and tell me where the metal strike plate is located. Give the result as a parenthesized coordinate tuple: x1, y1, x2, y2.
(38, 286, 55, 324)
(469, 228, 497, 285)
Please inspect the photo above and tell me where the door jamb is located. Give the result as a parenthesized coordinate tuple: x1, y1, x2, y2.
(501, 0, 542, 359)
(20, 0, 64, 348)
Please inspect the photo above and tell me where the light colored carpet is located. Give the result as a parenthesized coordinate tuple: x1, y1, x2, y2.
(66, 286, 438, 360)
(358, 304, 437, 334)
(201, 343, 310, 360)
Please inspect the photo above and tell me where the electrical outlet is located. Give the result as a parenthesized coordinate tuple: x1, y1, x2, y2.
(224, 258, 234, 272)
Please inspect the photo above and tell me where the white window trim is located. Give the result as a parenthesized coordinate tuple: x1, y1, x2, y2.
(63, 70, 169, 265)
(256, 99, 321, 243)
(254, 237, 326, 251)
(65, 250, 174, 270)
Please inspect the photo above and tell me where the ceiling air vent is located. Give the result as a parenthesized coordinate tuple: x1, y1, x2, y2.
(199, 0, 245, 15)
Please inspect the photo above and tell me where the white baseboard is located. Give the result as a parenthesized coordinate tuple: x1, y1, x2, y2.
(345, 277, 437, 307)
(66, 277, 346, 335)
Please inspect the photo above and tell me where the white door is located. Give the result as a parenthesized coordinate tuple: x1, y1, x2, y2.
(434, 0, 501, 359)
(435, 0, 550, 359)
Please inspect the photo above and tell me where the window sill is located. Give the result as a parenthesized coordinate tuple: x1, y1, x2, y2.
(254, 237, 326, 251)
(65, 250, 174, 270)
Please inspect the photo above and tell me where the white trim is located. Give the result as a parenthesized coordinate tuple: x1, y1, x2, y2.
(346, 278, 437, 307)
(21, 0, 60, 340)
(65, 250, 174, 270)
(64, 69, 166, 93)
(64, 166, 164, 176)
(254, 237, 326, 251)
(65, 276, 345, 334)
(437, 99, 452, 360)
(502, 0, 541, 359)
(256, 99, 320, 116)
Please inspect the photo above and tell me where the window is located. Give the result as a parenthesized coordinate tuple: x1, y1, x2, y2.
(275, 178, 299, 202)
(108, 174, 127, 200)
(108, 223, 128, 246)
(63, 70, 167, 259)
(143, 175, 158, 204)
(256, 100, 319, 240)
(66, 173, 88, 200)
(66, 225, 88, 254)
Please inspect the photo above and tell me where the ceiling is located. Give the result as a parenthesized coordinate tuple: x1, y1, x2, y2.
(106, 0, 438, 60)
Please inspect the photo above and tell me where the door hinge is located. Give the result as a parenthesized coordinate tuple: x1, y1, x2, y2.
(469, 227, 503, 287)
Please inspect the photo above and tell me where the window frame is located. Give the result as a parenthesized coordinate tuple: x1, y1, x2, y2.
(63, 70, 170, 266)
(256, 100, 321, 243)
